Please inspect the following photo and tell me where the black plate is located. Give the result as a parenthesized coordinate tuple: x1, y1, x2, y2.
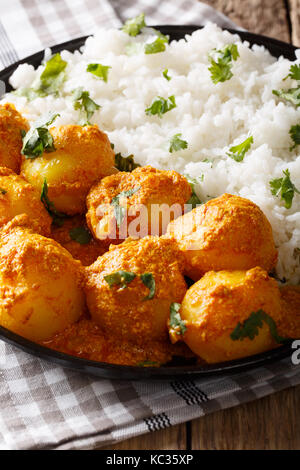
(0, 25, 296, 380)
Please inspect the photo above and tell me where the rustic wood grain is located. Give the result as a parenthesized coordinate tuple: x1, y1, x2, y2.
(103, 424, 186, 450)
(289, 0, 300, 45)
(191, 385, 300, 450)
(202, 0, 290, 43)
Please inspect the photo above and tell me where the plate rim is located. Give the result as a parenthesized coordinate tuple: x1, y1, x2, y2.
(0, 24, 296, 380)
(0, 324, 293, 380)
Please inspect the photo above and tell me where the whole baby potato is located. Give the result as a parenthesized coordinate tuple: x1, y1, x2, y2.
(86, 165, 191, 247)
(0, 167, 51, 236)
(0, 215, 85, 342)
(0, 103, 29, 173)
(85, 236, 187, 343)
(21, 124, 115, 215)
(177, 267, 282, 363)
(166, 193, 278, 281)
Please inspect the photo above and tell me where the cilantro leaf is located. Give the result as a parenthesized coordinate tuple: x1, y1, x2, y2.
(162, 69, 171, 81)
(87, 63, 111, 82)
(208, 44, 239, 84)
(104, 270, 136, 289)
(140, 273, 155, 300)
(69, 226, 92, 245)
(284, 64, 300, 81)
(122, 13, 146, 37)
(169, 302, 187, 336)
(111, 187, 140, 227)
(151, 29, 169, 42)
(115, 152, 141, 172)
(39, 53, 67, 95)
(14, 53, 67, 100)
(145, 95, 176, 118)
(272, 87, 300, 107)
(21, 112, 59, 159)
(72, 87, 100, 125)
(185, 174, 202, 209)
(0, 188, 7, 195)
(186, 193, 201, 209)
(227, 135, 253, 162)
(230, 309, 286, 344)
(270, 169, 300, 209)
(169, 133, 188, 153)
(40, 179, 67, 226)
(289, 124, 300, 151)
(145, 36, 168, 54)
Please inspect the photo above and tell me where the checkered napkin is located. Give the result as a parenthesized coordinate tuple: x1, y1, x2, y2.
(0, 0, 299, 451)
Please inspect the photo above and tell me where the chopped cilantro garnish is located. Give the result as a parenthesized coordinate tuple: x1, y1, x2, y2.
(145, 36, 168, 54)
(230, 309, 286, 344)
(284, 64, 300, 81)
(227, 135, 253, 162)
(0, 188, 7, 195)
(140, 273, 155, 300)
(187, 193, 201, 208)
(111, 187, 140, 227)
(289, 124, 300, 151)
(104, 270, 136, 289)
(69, 226, 92, 245)
(273, 64, 300, 107)
(185, 174, 202, 208)
(270, 169, 300, 209)
(162, 69, 171, 81)
(208, 44, 239, 84)
(16, 53, 67, 99)
(115, 152, 141, 172)
(104, 269, 155, 297)
(152, 30, 169, 42)
(145, 95, 176, 118)
(122, 13, 146, 37)
(169, 133, 188, 153)
(39, 53, 67, 95)
(40, 179, 66, 226)
(87, 63, 111, 82)
(272, 87, 300, 107)
(169, 302, 187, 336)
(21, 112, 59, 159)
(72, 87, 100, 126)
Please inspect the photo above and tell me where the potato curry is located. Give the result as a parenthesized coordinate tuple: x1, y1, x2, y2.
(0, 103, 299, 367)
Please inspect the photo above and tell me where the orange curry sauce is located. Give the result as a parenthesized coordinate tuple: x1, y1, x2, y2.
(42, 286, 300, 366)
(43, 316, 194, 366)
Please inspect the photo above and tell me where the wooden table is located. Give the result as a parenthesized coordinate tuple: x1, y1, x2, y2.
(105, 0, 300, 451)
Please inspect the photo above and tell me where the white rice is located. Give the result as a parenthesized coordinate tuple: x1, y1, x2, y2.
(2, 23, 300, 284)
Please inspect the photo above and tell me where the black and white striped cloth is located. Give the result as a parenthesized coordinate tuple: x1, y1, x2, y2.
(0, 0, 236, 69)
(0, 0, 299, 451)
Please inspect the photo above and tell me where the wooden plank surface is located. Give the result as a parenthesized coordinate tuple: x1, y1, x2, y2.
(103, 424, 187, 450)
(106, 0, 300, 451)
(192, 386, 300, 450)
(289, 0, 300, 45)
(202, 0, 291, 43)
